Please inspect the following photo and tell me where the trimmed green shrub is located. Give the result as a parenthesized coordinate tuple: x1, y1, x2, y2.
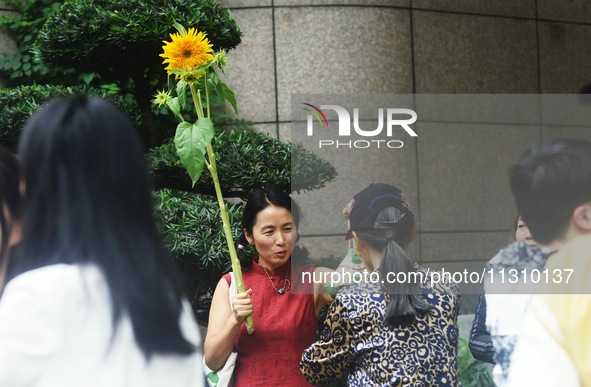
(0, 87, 337, 197)
(154, 188, 248, 322)
(35, 0, 241, 74)
(0, 84, 142, 151)
(149, 130, 338, 197)
(155, 188, 242, 271)
(3, 0, 242, 147)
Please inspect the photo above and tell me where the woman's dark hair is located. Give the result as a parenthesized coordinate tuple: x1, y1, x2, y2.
(16, 95, 194, 358)
(356, 207, 433, 327)
(0, 146, 22, 288)
(237, 187, 307, 269)
(510, 138, 591, 244)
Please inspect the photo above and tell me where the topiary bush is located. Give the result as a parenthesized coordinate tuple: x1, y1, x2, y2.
(154, 188, 240, 321)
(1, 0, 243, 146)
(155, 189, 243, 273)
(0, 88, 337, 197)
(32, 0, 242, 147)
(0, 84, 142, 151)
(35, 0, 241, 75)
(149, 130, 338, 198)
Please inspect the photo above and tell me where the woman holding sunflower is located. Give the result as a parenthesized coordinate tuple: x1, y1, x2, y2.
(204, 188, 334, 386)
(157, 27, 333, 386)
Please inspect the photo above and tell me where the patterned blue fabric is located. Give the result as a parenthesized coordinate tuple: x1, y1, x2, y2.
(301, 267, 459, 386)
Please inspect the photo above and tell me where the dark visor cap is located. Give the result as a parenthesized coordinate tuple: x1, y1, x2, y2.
(345, 183, 413, 240)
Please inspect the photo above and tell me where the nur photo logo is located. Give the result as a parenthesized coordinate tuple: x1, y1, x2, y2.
(302, 103, 418, 149)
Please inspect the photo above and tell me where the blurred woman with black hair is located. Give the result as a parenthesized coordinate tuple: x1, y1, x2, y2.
(0, 95, 204, 386)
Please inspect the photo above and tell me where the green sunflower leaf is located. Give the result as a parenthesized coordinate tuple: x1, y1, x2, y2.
(166, 97, 181, 119)
(174, 118, 214, 186)
(220, 80, 238, 115)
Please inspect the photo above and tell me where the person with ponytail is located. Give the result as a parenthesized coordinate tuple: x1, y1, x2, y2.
(0, 95, 204, 387)
(300, 183, 460, 386)
(204, 187, 333, 386)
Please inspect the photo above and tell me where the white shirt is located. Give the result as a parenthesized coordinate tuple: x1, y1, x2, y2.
(0, 264, 205, 387)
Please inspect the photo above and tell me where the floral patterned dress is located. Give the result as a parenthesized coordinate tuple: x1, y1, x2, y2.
(300, 266, 459, 386)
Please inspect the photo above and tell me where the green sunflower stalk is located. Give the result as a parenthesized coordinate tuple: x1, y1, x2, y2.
(155, 23, 254, 334)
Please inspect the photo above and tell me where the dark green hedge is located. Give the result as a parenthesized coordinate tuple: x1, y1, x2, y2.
(0, 84, 142, 151)
(155, 188, 242, 272)
(35, 0, 242, 76)
(0, 83, 338, 320)
(0, 85, 337, 196)
(149, 130, 338, 198)
(155, 188, 257, 320)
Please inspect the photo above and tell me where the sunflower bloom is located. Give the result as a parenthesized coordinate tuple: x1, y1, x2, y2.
(152, 89, 172, 106)
(160, 27, 214, 74)
(180, 69, 204, 84)
(212, 50, 228, 70)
